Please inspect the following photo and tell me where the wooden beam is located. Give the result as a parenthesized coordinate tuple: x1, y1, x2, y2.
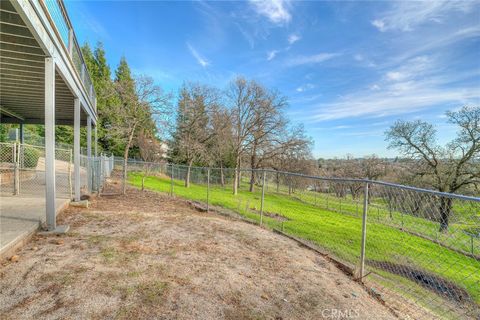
(0, 47, 45, 60)
(0, 105, 25, 120)
(0, 42, 44, 55)
(0, 55, 44, 66)
(0, 32, 40, 47)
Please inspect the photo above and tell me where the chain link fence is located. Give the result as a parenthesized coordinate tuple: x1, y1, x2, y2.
(1, 142, 74, 198)
(0, 142, 113, 199)
(120, 161, 479, 319)
(91, 154, 115, 193)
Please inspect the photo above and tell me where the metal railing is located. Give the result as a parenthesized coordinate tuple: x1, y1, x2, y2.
(42, 0, 96, 108)
(116, 160, 480, 320)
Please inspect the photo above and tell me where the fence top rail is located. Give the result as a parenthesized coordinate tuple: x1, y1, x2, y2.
(193, 164, 480, 202)
(368, 180, 480, 202)
(112, 158, 480, 203)
(0, 142, 72, 153)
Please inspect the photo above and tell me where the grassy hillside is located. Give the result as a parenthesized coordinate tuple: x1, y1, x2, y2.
(129, 172, 480, 318)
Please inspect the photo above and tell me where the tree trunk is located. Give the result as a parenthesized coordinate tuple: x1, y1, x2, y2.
(237, 158, 242, 189)
(350, 185, 356, 200)
(249, 169, 255, 192)
(276, 171, 279, 193)
(142, 175, 146, 191)
(122, 124, 137, 195)
(185, 159, 193, 188)
(220, 163, 225, 187)
(249, 149, 257, 192)
(237, 166, 241, 189)
(233, 156, 239, 195)
(233, 168, 238, 195)
(122, 149, 129, 195)
(439, 197, 452, 232)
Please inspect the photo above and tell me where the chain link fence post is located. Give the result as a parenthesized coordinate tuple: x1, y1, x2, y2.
(122, 158, 127, 195)
(260, 169, 266, 226)
(13, 143, 19, 195)
(326, 182, 330, 209)
(68, 149, 73, 200)
(207, 167, 210, 212)
(359, 181, 369, 282)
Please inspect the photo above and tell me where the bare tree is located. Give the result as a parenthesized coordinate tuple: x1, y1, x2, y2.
(246, 87, 287, 192)
(386, 106, 480, 231)
(171, 83, 218, 187)
(113, 75, 171, 194)
(270, 126, 315, 194)
(227, 77, 261, 195)
(137, 131, 163, 191)
(208, 106, 234, 187)
(227, 76, 312, 194)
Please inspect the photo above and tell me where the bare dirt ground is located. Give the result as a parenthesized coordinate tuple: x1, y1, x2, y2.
(0, 182, 396, 320)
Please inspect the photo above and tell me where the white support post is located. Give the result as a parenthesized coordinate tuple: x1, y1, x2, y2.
(45, 57, 56, 230)
(87, 116, 92, 193)
(74, 98, 81, 201)
(94, 124, 98, 191)
(94, 125, 98, 157)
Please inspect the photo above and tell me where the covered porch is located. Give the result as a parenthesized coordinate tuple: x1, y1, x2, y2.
(1, 0, 99, 255)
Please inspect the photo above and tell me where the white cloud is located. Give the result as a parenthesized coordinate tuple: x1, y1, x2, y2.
(288, 33, 301, 44)
(385, 56, 432, 82)
(371, 1, 478, 32)
(371, 19, 386, 32)
(267, 50, 278, 61)
(249, 0, 292, 24)
(186, 42, 209, 67)
(308, 86, 479, 122)
(303, 55, 480, 122)
(386, 71, 404, 81)
(353, 54, 364, 61)
(296, 83, 315, 92)
(76, 4, 110, 40)
(392, 26, 480, 63)
(287, 52, 340, 66)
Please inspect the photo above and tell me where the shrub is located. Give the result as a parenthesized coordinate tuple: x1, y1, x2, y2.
(0, 147, 13, 163)
(23, 147, 40, 168)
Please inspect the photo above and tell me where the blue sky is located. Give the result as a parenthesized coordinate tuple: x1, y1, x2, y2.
(66, 0, 480, 158)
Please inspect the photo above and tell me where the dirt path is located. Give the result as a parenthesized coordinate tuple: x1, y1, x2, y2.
(0, 183, 396, 319)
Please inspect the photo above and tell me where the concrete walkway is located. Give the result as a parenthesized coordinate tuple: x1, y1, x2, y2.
(0, 195, 70, 258)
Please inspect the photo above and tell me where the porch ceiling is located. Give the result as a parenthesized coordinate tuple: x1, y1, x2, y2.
(0, 0, 88, 126)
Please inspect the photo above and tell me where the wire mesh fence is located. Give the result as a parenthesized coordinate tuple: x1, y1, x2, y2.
(0, 142, 112, 199)
(0, 142, 16, 195)
(121, 161, 479, 320)
(91, 154, 115, 193)
(1, 142, 74, 198)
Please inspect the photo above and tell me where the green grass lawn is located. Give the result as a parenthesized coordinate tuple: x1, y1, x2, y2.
(128, 172, 480, 317)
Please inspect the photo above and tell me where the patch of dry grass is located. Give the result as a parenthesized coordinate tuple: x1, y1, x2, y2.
(0, 182, 397, 320)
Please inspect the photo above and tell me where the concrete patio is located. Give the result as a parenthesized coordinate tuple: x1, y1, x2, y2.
(0, 195, 70, 259)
